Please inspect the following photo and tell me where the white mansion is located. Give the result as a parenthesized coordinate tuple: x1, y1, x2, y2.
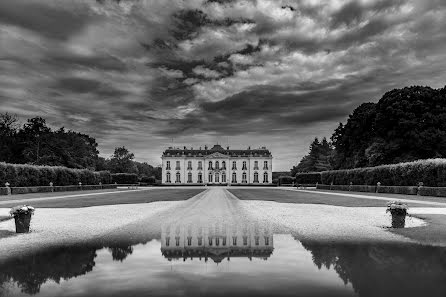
(161, 144, 273, 185)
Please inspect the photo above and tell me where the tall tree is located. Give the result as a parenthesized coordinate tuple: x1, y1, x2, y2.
(0, 113, 19, 163)
(109, 146, 138, 173)
(292, 137, 333, 173)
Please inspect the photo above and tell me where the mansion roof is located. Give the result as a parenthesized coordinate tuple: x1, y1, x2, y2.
(162, 144, 272, 158)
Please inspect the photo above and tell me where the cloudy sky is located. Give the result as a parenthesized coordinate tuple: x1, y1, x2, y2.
(1, 0, 446, 170)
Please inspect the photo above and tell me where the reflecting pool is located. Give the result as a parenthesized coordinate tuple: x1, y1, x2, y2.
(1, 222, 446, 297)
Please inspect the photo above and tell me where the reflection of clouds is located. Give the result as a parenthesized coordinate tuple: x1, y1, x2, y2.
(161, 221, 273, 263)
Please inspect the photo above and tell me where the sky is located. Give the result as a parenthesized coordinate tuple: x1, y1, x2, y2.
(1, 0, 446, 170)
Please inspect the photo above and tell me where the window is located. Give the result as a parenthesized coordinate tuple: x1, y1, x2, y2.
(263, 172, 269, 183)
(187, 161, 192, 170)
(232, 172, 237, 183)
(222, 161, 226, 169)
(208, 173, 213, 183)
(255, 236, 259, 246)
(222, 237, 226, 246)
(232, 236, 237, 246)
(166, 161, 171, 170)
(242, 161, 247, 170)
(176, 161, 180, 170)
(242, 172, 247, 183)
(254, 172, 259, 183)
(208, 161, 213, 170)
(198, 237, 203, 246)
(215, 238, 220, 246)
(175, 236, 180, 246)
(222, 173, 226, 183)
(187, 172, 192, 183)
(263, 161, 268, 170)
(215, 172, 220, 183)
(187, 237, 192, 246)
(198, 173, 203, 183)
(243, 236, 248, 246)
(176, 172, 181, 183)
(254, 161, 259, 170)
(232, 161, 237, 170)
(166, 172, 171, 183)
(198, 161, 202, 170)
(209, 237, 213, 246)
(265, 236, 269, 246)
(165, 237, 170, 246)
(215, 161, 219, 169)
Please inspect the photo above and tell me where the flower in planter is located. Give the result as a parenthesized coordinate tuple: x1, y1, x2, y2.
(9, 205, 35, 217)
(386, 201, 408, 215)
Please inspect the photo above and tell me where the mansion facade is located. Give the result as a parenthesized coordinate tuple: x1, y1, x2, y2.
(161, 144, 273, 185)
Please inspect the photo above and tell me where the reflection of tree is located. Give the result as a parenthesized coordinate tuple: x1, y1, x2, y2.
(108, 245, 133, 262)
(0, 246, 97, 295)
(300, 240, 446, 297)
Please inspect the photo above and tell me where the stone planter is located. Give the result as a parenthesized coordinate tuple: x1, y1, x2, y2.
(390, 209, 407, 228)
(14, 212, 32, 233)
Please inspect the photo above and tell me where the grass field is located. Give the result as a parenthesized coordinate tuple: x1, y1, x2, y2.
(228, 188, 443, 207)
(0, 188, 206, 208)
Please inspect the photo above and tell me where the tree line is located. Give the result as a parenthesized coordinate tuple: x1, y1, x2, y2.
(0, 114, 161, 180)
(292, 85, 446, 173)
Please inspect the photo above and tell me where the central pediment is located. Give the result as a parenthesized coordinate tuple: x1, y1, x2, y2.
(206, 152, 228, 159)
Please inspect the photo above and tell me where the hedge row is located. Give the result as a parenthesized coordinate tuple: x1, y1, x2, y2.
(295, 172, 322, 184)
(0, 162, 111, 187)
(278, 176, 295, 186)
(320, 159, 446, 187)
(111, 173, 138, 184)
(6, 184, 118, 195)
(316, 184, 419, 195)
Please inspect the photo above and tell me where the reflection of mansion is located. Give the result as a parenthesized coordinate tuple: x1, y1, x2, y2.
(161, 223, 274, 263)
(161, 144, 273, 185)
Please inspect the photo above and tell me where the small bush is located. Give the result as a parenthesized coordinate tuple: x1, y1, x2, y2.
(111, 173, 138, 184)
(295, 172, 322, 184)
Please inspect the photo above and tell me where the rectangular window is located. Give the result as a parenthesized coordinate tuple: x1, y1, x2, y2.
(166, 161, 171, 170)
(198, 161, 202, 170)
(222, 174, 226, 183)
(265, 236, 269, 246)
(165, 237, 170, 246)
(187, 161, 192, 170)
(242, 161, 247, 170)
(198, 174, 203, 183)
(263, 161, 268, 170)
(232, 161, 237, 170)
(187, 237, 192, 246)
(208, 161, 213, 170)
(175, 236, 180, 247)
(255, 236, 259, 246)
(243, 236, 248, 246)
(254, 161, 259, 170)
(187, 173, 192, 183)
(232, 173, 237, 183)
(198, 237, 202, 246)
(215, 238, 220, 246)
(208, 237, 213, 246)
(222, 237, 226, 246)
(176, 161, 180, 170)
(232, 236, 237, 246)
(208, 173, 213, 183)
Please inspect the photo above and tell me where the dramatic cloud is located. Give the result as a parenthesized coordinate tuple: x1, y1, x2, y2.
(1, 0, 446, 169)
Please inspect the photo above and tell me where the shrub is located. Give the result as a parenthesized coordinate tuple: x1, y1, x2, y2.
(278, 176, 295, 186)
(111, 173, 138, 184)
(140, 175, 156, 184)
(295, 172, 322, 184)
(320, 159, 446, 187)
(417, 186, 446, 197)
(0, 162, 111, 187)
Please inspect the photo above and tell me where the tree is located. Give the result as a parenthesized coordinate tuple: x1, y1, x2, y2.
(109, 146, 138, 173)
(0, 113, 19, 163)
(292, 137, 333, 173)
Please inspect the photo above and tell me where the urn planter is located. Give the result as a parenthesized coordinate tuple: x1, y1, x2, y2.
(9, 205, 35, 233)
(386, 201, 408, 228)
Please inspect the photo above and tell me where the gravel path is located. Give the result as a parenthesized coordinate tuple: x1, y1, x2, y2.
(0, 188, 435, 260)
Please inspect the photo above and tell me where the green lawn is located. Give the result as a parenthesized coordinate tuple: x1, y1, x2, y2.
(228, 188, 443, 207)
(0, 189, 206, 208)
(392, 214, 446, 246)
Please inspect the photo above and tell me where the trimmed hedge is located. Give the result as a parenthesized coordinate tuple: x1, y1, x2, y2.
(0, 162, 111, 187)
(295, 172, 322, 184)
(320, 159, 446, 187)
(140, 175, 156, 185)
(278, 176, 295, 186)
(418, 186, 446, 197)
(111, 173, 138, 184)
